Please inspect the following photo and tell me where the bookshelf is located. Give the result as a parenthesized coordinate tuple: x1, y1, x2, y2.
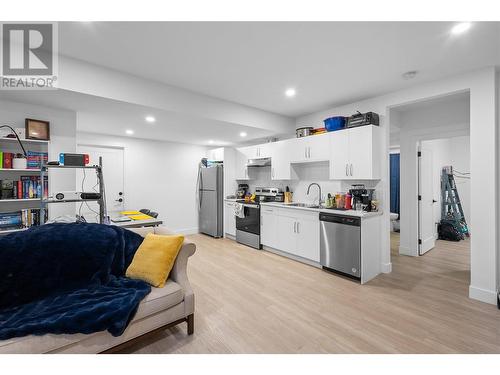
(0, 136, 49, 234)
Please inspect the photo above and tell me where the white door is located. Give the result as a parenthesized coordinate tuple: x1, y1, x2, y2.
(329, 130, 349, 179)
(418, 147, 436, 255)
(76, 145, 125, 222)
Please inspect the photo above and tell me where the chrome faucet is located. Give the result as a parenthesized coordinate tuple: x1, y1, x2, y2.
(307, 183, 323, 207)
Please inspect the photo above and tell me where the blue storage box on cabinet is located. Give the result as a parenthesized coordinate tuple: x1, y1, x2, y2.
(323, 116, 346, 131)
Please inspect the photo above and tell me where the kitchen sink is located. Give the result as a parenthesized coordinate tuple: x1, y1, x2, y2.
(287, 203, 321, 209)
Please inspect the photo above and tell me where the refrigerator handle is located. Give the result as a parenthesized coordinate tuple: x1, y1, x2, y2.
(197, 167, 203, 211)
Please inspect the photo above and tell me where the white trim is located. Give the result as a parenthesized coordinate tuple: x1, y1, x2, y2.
(175, 227, 199, 235)
(399, 245, 417, 257)
(381, 262, 392, 273)
(469, 285, 497, 305)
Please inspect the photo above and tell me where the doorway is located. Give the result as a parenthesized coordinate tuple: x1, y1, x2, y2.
(76, 144, 125, 222)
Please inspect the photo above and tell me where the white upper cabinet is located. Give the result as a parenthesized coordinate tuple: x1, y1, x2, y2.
(290, 133, 330, 163)
(235, 147, 250, 180)
(329, 125, 380, 180)
(207, 147, 224, 161)
(270, 140, 292, 180)
(243, 144, 271, 159)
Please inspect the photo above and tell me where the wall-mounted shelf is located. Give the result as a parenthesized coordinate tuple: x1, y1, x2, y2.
(0, 168, 41, 172)
(0, 137, 49, 144)
(0, 227, 28, 235)
(0, 198, 41, 203)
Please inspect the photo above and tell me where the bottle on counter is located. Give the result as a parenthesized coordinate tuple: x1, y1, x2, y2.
(345, 193, 352, 210)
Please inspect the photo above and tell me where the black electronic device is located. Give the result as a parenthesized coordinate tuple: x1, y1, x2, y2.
(347, 111, 379, 128)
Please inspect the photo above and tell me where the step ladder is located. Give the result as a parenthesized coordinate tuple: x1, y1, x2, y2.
(441, 166, 469, 237)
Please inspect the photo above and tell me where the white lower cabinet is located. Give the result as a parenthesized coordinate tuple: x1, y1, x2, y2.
(260, 206, 278, 248)
(224, 201, 236, 237)
(262, 206, 320, 263)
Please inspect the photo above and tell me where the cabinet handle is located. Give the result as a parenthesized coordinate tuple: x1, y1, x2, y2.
(304, 148, 307, 159)
(296, 222, 300, 233)
(346, 164, 349, 176)
(308, 147, 311, 158)
(350, 164, 353, 176)
(293, 222, 296, 233)
(272, 168, 274, 178)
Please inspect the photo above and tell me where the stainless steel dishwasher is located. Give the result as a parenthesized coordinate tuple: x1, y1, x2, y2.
(319, 213, 361, 279)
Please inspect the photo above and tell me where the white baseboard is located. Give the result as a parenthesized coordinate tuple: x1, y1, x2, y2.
(162, 226, 199, 235)
(469, 285, 497, 305)
(399, 245, 417, 257)
(381, 262, 392, 273)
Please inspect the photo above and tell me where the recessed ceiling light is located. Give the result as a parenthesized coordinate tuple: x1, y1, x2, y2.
(145, 116, 156, 123)
(125, 129, 134, 135)
(402, 70, 418, 80)
(451, 22, 472, 35)
(285, 88, 296, 97)
(208, 140, 214, 144)
(239, 132, 247, 137)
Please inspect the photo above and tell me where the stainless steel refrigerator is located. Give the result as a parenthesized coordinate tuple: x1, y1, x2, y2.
(197, 164, 223, 237)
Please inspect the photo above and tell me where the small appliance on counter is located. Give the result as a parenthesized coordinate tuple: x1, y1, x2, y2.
(236, 183, 249, 199)
(254, 187, 283, 202)
(347, 111, 379, 128)
(349, 184, 376, 212)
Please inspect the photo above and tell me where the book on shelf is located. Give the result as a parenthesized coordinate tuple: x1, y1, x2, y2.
(0, 150, 48, 169)
(0, 176, 48, 200)
(0, 209, 48, 231)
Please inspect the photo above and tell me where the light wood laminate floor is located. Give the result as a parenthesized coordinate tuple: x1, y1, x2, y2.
(119, 232, 499, 354)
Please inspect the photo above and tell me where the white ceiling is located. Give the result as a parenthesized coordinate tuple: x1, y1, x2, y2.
(0, 90, 275, 146)
(59, 22, 500, 117)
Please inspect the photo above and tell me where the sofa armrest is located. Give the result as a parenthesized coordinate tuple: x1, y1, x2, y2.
(153, 227, 196, 316)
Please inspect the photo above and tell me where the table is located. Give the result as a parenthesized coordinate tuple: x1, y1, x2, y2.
(111, 218, 163, 228)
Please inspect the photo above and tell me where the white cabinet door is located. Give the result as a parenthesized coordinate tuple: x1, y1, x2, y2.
(261, 206, 278, 248)
(224, 202, 236, 236)
(235, 149, 250, 180)
(349, 125, 381, 179)
(208, 147, 224, 161)
(307, 133, 330, 161)
(276, 214, 297, 253)
(329, 130, 350, 179)
(348, 125, 375, 179)
(289, 137, 308, 162)
(295, 215, 320, 262)
(257, 143, 271, 158)
(271, 140, 292, 180)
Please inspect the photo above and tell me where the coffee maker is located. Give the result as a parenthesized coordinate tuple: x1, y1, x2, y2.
(237, 184, 249, 199)
(349, 184, 375, 212)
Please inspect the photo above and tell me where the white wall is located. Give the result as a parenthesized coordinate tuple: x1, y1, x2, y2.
(77, 131, 207, 234)
(421, 136, 471, 236)
(0, 99, 77, 219)
(296, 67, 498, 304)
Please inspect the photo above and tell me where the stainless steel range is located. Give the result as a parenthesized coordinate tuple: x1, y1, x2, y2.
(235, 187, 282, 249)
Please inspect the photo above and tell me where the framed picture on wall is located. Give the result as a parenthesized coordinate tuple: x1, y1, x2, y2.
(25, 118, 50, 141)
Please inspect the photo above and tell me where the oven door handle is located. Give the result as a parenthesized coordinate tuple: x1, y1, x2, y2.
(240, 203, 260, 209)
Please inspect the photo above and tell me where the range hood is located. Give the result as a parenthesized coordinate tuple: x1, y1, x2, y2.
(246, 157, 271, 167)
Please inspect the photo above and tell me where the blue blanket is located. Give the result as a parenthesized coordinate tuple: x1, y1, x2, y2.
(0, 223, 151, 340)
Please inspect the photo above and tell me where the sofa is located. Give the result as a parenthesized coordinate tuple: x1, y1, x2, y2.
(0, 226, 196, 354)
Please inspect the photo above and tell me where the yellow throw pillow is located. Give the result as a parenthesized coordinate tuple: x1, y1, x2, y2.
(126, 233, 184, 288)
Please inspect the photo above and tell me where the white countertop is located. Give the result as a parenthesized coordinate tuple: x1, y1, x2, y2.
(260, 201, 383, 218)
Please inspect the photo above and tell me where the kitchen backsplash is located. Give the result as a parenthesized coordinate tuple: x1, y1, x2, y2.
(238, 162, 382, 208)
